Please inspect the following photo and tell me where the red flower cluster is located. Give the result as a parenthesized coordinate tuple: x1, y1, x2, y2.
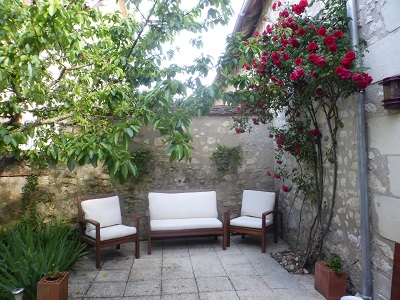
(276, 134, 285, 148)
(352, 72, 373, 89)
(334, 65, 352, 79)
(272, 1, 282, 10)
(282, 185, 289, 192)
(290, 68, 304, 81)
(340, 51, 356, 68)
(291, 0, 308, 15)
(309, 129, 322, 139)
(307, 42, 318, 52)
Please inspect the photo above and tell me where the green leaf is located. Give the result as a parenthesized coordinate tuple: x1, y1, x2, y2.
(67, 159, 75, 171)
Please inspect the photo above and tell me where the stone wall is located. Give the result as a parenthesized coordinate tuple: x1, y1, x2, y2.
(359, 0, 400, 299)
(255, 0, 399, 298)
(0, 115, 274, 237)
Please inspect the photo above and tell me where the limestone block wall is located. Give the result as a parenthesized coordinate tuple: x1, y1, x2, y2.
(0, 115, 274, 237)
(359, 0, 400, 298)
(255, 0, 399, 298)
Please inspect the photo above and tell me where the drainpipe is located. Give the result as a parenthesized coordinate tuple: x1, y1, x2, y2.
(232, 0, 253, 33)
(346, 1, 373, 299)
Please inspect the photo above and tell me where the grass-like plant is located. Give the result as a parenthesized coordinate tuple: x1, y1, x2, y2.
(0, 218, 88, 299)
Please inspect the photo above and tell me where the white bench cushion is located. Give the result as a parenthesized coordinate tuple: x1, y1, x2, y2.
(81, 195, 122, 233)
(86, 225, 137, 241)
(230, 216, 273, 229)
(150, 218, 222, 231)
(148, 191, 218, 220)
(241, 190, 276, 220)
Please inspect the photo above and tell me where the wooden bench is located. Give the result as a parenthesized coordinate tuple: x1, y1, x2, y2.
(146, 190, 228, 254)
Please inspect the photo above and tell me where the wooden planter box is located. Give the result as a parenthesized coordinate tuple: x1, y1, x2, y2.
(314, 261, 346, 300)
(37, 271, 68, 300)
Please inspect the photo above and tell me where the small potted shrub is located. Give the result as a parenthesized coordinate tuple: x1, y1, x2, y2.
(37, 265, 68, 300)
(314, 254, 347, 300)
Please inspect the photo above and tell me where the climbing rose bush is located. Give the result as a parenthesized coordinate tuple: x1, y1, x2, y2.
(217, 0, 373, 265)
(221, 0, 372, 197)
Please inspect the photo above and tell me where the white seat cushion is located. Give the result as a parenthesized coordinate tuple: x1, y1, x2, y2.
(86, 225, 137, 241)
(230, 216, 273, 229)
(150, 218, 222, 231)
(241, 190, 276, 220)
(148, 191, 218, 220)
(81, 195, 122, 234)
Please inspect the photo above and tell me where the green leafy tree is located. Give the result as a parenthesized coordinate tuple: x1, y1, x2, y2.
(0, 0, 232, 183)
(216, 0, 371, 266)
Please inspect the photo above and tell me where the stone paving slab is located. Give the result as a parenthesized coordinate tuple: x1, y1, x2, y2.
(68, 234, 326, 299)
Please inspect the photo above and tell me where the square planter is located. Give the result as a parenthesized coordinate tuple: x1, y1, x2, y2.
(314, 261, 346, 300)
(37, 271, 68, 300)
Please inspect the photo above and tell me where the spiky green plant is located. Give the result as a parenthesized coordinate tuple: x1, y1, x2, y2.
(0, 219, 88, 299)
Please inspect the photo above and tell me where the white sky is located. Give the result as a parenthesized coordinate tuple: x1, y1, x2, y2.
(169, 1, 245, 85)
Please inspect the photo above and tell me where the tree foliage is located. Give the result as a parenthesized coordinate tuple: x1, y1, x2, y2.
(0, 0, 232, 183)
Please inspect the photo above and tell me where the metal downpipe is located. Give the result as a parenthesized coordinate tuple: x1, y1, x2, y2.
(346, 0, 373, 299)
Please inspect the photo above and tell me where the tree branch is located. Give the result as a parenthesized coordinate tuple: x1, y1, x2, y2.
(126, 0, 158, 60)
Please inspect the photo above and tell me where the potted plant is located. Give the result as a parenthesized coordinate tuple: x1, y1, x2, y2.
(37, 265, 68, 300)
(314, 254, 347, 300)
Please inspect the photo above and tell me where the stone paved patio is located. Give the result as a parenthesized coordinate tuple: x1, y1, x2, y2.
(68, 234, 326, 299)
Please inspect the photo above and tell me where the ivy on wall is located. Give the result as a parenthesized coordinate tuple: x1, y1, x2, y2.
(210, 144, 242, 171)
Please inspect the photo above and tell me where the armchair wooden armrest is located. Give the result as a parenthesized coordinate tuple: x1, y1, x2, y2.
(122, 213, 141, 228)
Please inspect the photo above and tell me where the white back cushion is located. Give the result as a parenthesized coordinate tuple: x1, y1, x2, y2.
(148, 191, 218, 220)
(81, 195, 122, 232)
(241, 190, 276, 220)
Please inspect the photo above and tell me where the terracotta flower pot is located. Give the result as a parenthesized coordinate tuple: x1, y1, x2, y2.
(314, 261, 346, 300)
(37, 271, 68, 300)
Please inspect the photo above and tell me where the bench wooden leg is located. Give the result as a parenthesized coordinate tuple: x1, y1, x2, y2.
(135, 235, 140, 259)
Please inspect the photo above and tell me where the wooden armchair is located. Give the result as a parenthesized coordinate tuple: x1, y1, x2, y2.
(77, 193, 140, 269)
(226, 190, 279, 253)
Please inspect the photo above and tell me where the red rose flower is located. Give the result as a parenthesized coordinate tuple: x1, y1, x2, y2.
(317, 27, 327, 36)
(291, 37, 300, 48)
(295, 57, 303, 65)
(328, 43, 337, 52)
(292, 4, 305, 15)
(352, 73, 364, 82)
(282, 185, 289, 192)
(290, 72, 300, 81)
(316, 87, 323, 95)
(335, 66, 352, 79)
(334, 30, 344, 38)
(254, 30, 260, 37)
(273, 59, 282, 67)
(271, 51, 280, 60)
(311, 71, 318, 78)
(299, 0, 308, 7)
(298, 28, 306, 36)
(316, 57, 326, 67)
(307, 42, 318, 52)
(323, 35, 336, 45)
(344, 51, 356, 60)
(283, 53, 290, 60)
(277, 161, 282, 164)
(279, 10, 289, 18)
(340, 57, 353, 68)
(235, 128, 245, 134)
(308, 53, 317, 63)
(274, 173, 281, 179)
(266, 171, 272, 176)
